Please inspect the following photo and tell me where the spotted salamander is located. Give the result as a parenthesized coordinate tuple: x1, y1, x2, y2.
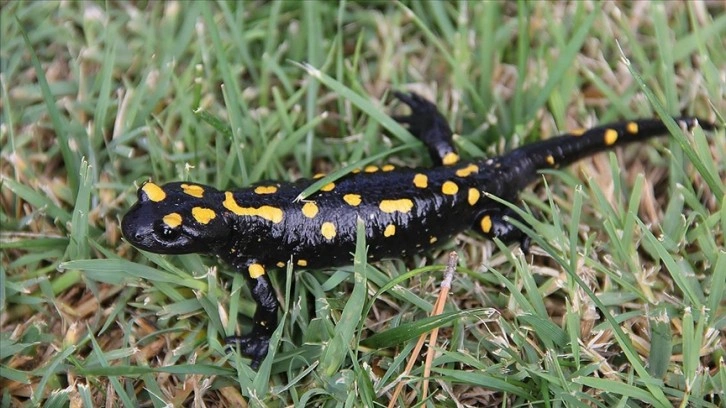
(121, 92, 715, 368)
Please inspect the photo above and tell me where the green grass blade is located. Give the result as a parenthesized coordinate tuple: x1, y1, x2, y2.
(647, 307, 673, 379)
(318, 219, 368, 378)
(17, 18, 79, 193)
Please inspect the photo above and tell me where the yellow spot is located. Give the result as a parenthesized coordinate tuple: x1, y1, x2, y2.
(181, 183, 204, 198)
(379, 199, 414, 214)
(382, 164, 395, 172)
(546, 155, 555, 165)
(455, 164, 479, 177)
(142, 183, 166, 202)
(364, 165, 379, 173)
(384, 224, 396, 237)
(352, 168, 361, 174)
(254, 185, 278, 194)
(248, 263, 265, 279)
(571, 128, 585, 137)
(321, 182, 335, 192)
(321, 222, 337, 240)
(313, 173, 326, 179)
(442, 181, 459, 195)
(604, 128, 618, 146)
(442, 152, 460, 165)
(297, 259, 308, 267)
(480, 215, 492, 233)
(467, 188, 480, 206)
(429, 236, 438, 244)
(626, 122, 638, 134)
(302, 202, 319, 218)
(162, 212, 182, 228)
(192, 207, 216, 224)
(223, 192, 284, 223)
(343, 194, 362, 206)
(276, 261, 286, 268)
(413, 173, 428, 188)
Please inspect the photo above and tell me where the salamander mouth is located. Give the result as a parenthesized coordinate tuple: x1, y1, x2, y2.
(121, 207, 154, 250)
(121, 205, 184, 254)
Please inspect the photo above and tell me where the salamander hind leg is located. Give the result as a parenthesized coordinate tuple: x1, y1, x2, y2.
(475, 208, 532, 254)
(391, 91, 460, 166)
(225, 262, 279, 369)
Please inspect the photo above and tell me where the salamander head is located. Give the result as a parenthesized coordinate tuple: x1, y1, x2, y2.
(121, 182, 231, 254)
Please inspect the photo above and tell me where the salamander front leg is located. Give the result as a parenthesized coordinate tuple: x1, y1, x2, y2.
(475, 208, 532, 254)
(391, 91, 460, 166)
(225, 267, 279, 369)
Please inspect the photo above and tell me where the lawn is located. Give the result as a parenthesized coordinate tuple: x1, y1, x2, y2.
(1, 1, 724, 407)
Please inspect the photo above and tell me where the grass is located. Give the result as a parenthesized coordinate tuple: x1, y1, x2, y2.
(1, 1, 724, 407)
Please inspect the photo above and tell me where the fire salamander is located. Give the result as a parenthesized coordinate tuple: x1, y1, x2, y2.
(121, 92, 715, 368)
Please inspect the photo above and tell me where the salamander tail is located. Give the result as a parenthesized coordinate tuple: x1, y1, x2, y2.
(515, 117, 716, 171)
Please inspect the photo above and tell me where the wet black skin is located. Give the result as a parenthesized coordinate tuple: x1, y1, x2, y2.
(121, 92, 715, 368)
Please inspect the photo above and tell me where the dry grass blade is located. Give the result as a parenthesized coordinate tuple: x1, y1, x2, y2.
(388, 252, 458, 407)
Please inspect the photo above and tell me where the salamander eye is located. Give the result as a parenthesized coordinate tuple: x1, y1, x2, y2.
(154, 221, 182, 242)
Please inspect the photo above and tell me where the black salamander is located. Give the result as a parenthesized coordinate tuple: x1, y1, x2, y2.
(121, 92, 715, 368)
